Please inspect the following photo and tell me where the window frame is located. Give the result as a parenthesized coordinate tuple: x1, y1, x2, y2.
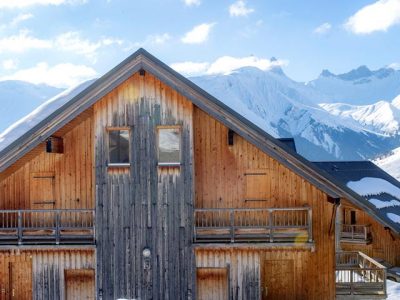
(157, 125, 182, 167)
(106, 126, 131, 167)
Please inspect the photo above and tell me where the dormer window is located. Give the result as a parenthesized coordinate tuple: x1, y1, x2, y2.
(108, 127, 130, 166)
(158, 126, 181, 166)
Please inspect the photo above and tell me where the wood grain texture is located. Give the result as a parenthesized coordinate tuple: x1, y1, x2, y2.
(94, 72, 195, 300)
(0, 114, 94, 211)
(0, 249, 94, 300)
(194, 108, 336, 300)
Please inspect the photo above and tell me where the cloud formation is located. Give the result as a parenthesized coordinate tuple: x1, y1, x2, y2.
(171, 55, 288, 76)
(10, 13, 34, 26)
(313, 22, 332, 34)
(0, 30, 123, 61)
(181, 23, 215, 44)
(0, 0, 87, 9)
(183, 0, 201, 7)
(229, 0, 254, 17)
(0, 62, 97, 88)
(345, 0, 400, 34)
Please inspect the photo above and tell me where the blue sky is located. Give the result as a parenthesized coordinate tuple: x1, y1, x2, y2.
(0, 0, 399, 87)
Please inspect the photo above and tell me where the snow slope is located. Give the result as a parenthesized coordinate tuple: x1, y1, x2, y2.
(191, 67, 399, 160)
(0, 80, 63, 132)
(0, 79, 95, 152)
(308, 66, 400, 105)
(320, 98, 400, 136)
(375, 147, 400, 181)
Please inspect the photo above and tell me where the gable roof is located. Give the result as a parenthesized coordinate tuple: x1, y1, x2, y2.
(0, 48, 399, 234)
(277, 138, 297, 153)
(314, 161, 400, 232)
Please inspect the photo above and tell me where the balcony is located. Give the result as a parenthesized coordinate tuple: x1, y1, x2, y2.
(341, 224, 372, 244)
(336, 251, 387, 299)
(0, 209, 95, 246)
(194, 207, 312, 243)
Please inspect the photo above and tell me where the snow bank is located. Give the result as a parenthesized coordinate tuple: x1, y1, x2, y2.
(347, 177, 400, 198)
(369, 198, 400, 209)
(387, 279, 400, 300)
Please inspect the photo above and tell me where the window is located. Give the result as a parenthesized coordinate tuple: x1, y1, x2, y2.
(244, 169, 269, 201)
(158, 126, 181, 166)
(108, 128, 130, 166)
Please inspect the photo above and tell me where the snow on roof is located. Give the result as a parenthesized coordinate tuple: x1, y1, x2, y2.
(0, 79, 96, 152)
(347, 177, 400, 199)
(387, 213, 400, 224)
(369, 198, 400, 209)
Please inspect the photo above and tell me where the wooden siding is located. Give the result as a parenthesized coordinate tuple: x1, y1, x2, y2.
(94, 72, 195, 299)
(196, 248, 336, 300)
(340, 200, 400, 265)
(0, 114, 94, 211)
(0, 249, 94, 300)
(194, 108, 336, 299)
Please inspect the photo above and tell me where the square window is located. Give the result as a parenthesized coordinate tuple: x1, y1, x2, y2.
(108, 129, 130, 165)
(158, 127, 181, 166)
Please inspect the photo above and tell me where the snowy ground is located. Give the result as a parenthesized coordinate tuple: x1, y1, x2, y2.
(387, 279, 400, 299)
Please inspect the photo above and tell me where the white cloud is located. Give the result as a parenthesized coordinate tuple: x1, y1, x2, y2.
(0, 30, 124, 60)
(144, 33, 171, 45)
(55, 31, 122, 61)
(2, 59, 18, 70)
(229, 0, 254, 17)
(0, 30, 52, 53)
(345, 0, 400, 34)
(181, 23, 216, 44)
(10, 13, 34, 26)
(183, 0, 201, 6)
(313, 22, 332, 34)
(171, 55, 288, 76)
(170, 61, 209, 76)
(0, 62, 97, 88)
(206, 56, 288, 75)
(0, 0, 87, 9)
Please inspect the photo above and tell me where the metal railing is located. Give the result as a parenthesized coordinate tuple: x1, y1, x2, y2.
(341, 224, 372, 243)
(0, 209, 95, 245)
(194, 207, 312, 243)
(336, 251, 387, 297)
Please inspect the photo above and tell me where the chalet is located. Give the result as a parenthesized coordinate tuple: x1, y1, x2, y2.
(0, 48, 399, 299)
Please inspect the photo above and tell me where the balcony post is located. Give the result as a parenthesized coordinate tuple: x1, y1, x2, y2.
(308, 208, 313, 242)
(55, 210, 60, 245)
(17, 211, 22, 245)
(230, 209, 234, 243)
(269, 209, 273, 243)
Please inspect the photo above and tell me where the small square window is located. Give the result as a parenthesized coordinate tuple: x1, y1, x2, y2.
(158, 127, 181, 166)
(108, 128, 130, 165)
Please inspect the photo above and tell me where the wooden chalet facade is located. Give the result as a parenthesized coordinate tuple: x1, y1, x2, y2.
(0, 49, 399, 299)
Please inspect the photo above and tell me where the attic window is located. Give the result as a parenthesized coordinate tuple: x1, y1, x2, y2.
(108, 127, 130, 166)
(158, 126, 181, 166)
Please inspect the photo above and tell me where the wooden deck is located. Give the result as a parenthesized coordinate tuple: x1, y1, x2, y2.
(341, 224, 372, 244)
(194, 207, 312, 243)
(0, 209, 95, 245)
(336, 251, 387, 299)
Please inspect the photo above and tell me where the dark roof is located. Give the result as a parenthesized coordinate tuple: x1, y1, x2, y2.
(0, 48, 399, 234)
(314, 161, 400, 232)
(277, 138, 297, 153)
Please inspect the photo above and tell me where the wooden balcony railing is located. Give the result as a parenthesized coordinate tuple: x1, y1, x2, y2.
(194, 207, 312, 243)
(336, 251, 387, 298)
(341, 224, 372, 244)
(0, 209, 95, 245)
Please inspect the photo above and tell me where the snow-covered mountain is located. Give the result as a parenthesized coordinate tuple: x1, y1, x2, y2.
(191, 67, 400, 160)
(308, 66, 400, 105)
(1, 64, 400, 164)
(320, 97, 400, 136)
(0, 80, 63, 132)
(375, 147, 400, 181)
